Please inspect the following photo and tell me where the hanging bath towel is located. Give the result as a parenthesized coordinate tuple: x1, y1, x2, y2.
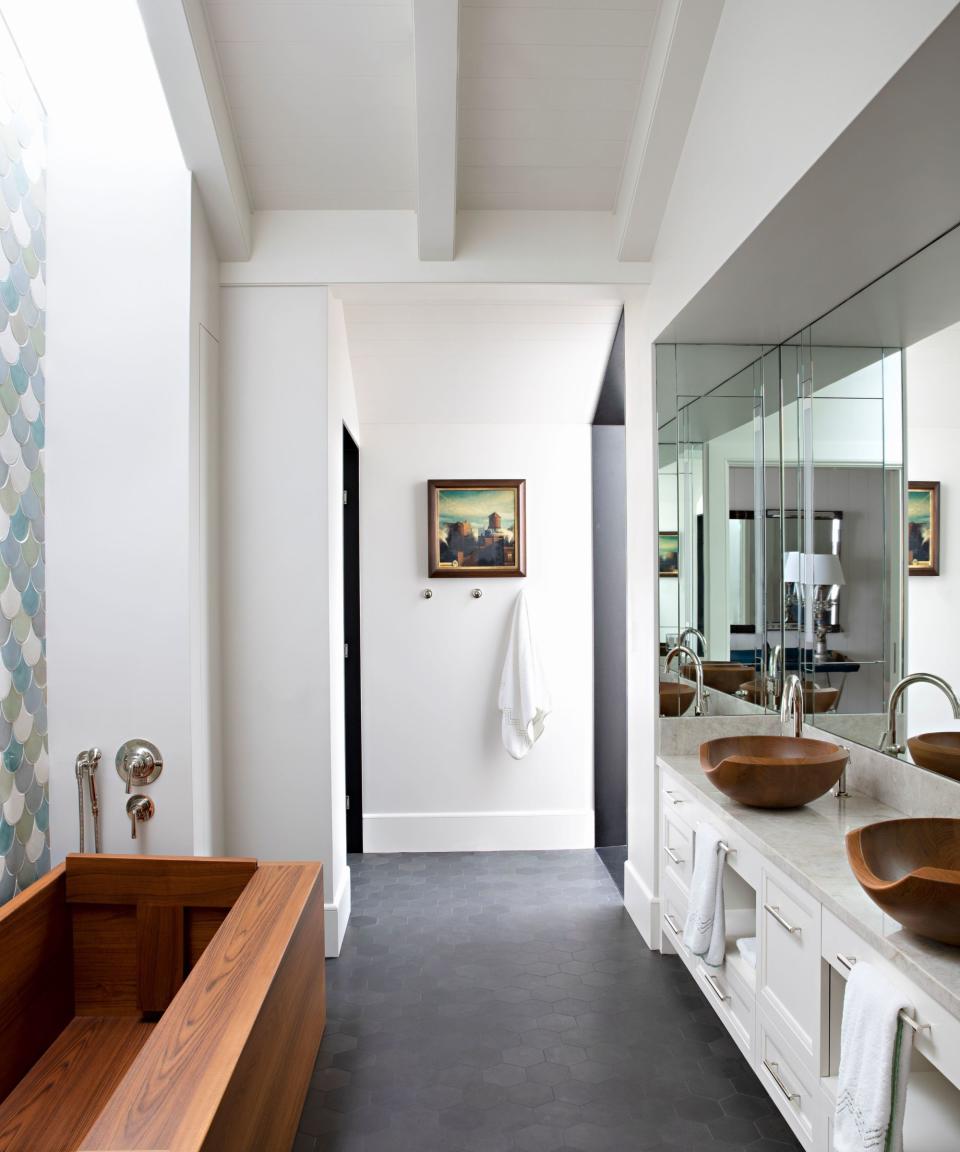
(499, 590, 552, 759)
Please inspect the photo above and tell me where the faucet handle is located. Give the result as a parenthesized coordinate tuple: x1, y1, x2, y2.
(126, 794, 155, 840)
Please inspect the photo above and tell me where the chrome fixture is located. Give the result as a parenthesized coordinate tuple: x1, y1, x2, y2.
(678, 626, 706, 656)
(835, 954, 928, 1032)
(422, 589, 433, 599)
(879, 673, 960, 755)
(116, 739, 163, 793)
(74, 748, 102, 853)
(780, 675, 805, 738)
(766, 643, 783, 709)
(665, 644, 706, 716)
(471, 588, 483, 599)
(126, 794, 155, 840)
(834, 745, 850, 799)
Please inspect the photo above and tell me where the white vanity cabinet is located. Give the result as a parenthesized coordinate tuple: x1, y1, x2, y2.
(658, 760, 960, 1152)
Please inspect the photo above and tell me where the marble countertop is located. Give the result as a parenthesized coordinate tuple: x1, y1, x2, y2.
(658, 752, 960, 1020)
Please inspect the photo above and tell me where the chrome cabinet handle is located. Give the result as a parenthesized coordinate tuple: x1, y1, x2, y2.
(664, 913, 681, 934)
(664, 846, 684, 865)
(764, 904, 801, 934)
(836, 953, 856, 971)
(664, 790, 683, 805)
(763, 1060, 800, 1104)
(706, 973, 729, 1003)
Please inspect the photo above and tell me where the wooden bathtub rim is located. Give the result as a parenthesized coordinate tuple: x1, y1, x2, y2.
(64, 854, 258, 908)
(78, 860, 326, 1152)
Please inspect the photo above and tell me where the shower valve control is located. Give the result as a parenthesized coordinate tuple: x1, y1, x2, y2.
(126, 794, 155, 839)
(116, 739, 163, 793)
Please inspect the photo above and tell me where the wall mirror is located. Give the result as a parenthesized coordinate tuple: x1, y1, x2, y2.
(656, 219, 960, 780)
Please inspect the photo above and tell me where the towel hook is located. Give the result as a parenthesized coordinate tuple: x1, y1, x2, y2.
(471, 588, 483, 599)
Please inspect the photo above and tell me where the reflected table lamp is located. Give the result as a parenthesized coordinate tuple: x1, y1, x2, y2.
(783, 551, 845, 661)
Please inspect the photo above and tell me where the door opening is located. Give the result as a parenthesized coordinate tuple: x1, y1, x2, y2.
(343, 426, 363, 854)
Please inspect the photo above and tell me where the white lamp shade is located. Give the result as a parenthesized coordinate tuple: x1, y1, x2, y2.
(812, 552, 844, 587)
(783, 551, 844, 587)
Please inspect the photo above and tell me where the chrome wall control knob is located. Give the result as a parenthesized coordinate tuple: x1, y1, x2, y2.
(126, 794, 155, 840)
(116, 739, 163, 793)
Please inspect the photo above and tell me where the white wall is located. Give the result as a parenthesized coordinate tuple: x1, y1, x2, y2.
(624, 0, 956, 946)
(906, 320, 960, 739)
(359, 423, 594, 852)
(220, 285, 353, 955)
(32, 0, 196, 860)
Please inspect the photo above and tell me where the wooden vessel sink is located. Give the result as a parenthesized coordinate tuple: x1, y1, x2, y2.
(700, 735, 849, 809)
(691, 662, 757, 694)
(907, 732, 960, 782)
(737, 678, 840, 713)
(659, 680, 696, 717)
(846, 818, 960, 946)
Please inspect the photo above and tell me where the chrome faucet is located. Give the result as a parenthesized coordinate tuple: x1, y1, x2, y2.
(767, 643, 784, 709)
(665, 644, 707, 716)
(780, 674, 805, 738)
(678, 627, 707, 656)
(880, 673, 960, 755)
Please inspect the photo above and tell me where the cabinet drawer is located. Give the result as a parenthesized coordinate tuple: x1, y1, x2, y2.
(696, 959, 755, 1061)
(758, 1012, 819, 1150)
(759, 867, 820, 1064)
(662, 781, 696, 830)
(663, 807, 693, 889)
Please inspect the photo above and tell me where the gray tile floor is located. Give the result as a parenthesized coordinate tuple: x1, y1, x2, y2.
(294, 851, 801, 1152)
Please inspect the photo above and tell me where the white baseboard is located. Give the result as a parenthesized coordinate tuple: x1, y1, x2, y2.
(362, 810, 594, 853)
(623, 859, 660, 951)
(324, 864, 351, 957)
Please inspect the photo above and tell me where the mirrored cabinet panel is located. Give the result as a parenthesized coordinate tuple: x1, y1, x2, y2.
(656, 220, 960, 783)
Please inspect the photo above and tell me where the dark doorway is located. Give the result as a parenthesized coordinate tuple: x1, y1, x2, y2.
(343, 426, 363, 853)
(592, 311, 627, 850)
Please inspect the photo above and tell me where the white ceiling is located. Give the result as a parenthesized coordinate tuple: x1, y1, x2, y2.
(341, 291, 623, 423)
(200, 0, 660, 213)
(458, 0, 660, 210)
(201, 0, 417, 209)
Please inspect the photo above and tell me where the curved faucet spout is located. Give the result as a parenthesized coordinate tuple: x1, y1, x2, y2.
(665, 644, 706, 717)
(880, 673, 960, 755)
(678, 627, 707, 656)
(780, 674, 805, 738)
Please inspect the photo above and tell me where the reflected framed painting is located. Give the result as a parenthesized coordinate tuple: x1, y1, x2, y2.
(908, 481, 940, 576)
(428, 479, 526, 578)
(659, 531, 680, 577)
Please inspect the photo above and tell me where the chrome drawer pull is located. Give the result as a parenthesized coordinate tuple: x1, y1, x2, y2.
(764, 903, 801, 934)
(706, 973, 729, 1003)
(763, 1060, 800, 1104)
(664, 790, 683, 805)
(664, 846, 684, 865)
(664, 913, 682, 934)
(836, 953, 856, 971)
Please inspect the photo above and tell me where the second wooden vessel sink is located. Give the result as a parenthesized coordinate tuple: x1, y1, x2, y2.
(700, 735, 849, 808)
(659, 680, 696, 717)
(846, 818, 960, 946)
(737, 678, 840, 713)
(907, 731, 960, 782)
(684, 662, 756, 695)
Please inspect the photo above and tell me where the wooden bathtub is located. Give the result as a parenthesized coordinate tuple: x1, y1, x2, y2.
(0, 854, 326, 1152)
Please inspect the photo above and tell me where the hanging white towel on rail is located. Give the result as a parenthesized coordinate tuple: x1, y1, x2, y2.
(499, 591, 552, 759)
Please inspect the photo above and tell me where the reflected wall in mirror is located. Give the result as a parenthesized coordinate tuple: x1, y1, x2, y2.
(655, 218, 960, 781)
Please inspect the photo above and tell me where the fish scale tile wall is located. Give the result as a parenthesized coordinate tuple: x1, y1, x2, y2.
(0, 26, 46, 902)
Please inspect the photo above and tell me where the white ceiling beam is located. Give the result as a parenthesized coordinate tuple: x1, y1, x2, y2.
(413, 0, 459, 261)
(137, 0, 252, 261)
(220, 210, 651, 288)
(615, 0, 724, 262)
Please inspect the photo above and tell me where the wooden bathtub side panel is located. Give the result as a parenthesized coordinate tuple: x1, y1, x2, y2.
(80, 862, 326, 1152)
(65, 854, 257, 907)
(0, 864, 74, 1099)
(202, 865, 327, 1152)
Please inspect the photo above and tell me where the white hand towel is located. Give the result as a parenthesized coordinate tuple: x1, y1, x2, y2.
(682, 822, 727, 967)
(835, 961, 914, 1152)
(498, 591, 552, 760)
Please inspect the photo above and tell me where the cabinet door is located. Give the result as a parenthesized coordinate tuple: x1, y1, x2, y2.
(759, 866, 820, 1065)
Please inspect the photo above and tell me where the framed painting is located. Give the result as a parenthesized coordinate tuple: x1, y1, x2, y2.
(908, 481, 940, 576)
(428, 480, 526, 578)
(659, 531, 680, 577)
